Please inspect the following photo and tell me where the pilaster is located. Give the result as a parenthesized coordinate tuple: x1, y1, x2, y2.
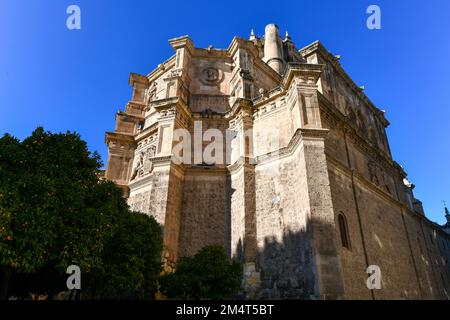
(299, 128, 345, 299)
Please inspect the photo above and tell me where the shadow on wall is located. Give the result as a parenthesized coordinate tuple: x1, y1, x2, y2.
(234, 227, 317, 300)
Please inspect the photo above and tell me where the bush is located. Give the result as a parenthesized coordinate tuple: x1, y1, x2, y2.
(160, 245, 242, 299)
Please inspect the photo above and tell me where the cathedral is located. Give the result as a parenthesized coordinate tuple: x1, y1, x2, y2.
(105, 24, 450, 299)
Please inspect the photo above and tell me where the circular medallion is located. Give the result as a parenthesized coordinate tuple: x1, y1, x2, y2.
(201, 67, 222, 85)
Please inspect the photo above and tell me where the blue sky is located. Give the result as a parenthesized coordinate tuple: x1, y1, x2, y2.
(0, 0, 449, 224)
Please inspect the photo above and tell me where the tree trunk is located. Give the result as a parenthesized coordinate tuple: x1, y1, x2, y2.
(0, 266, 12, 300)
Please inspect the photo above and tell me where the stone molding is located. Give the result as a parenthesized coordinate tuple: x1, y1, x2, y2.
(105, 131, 135, 148)
(327, 155, 450, 240)
(256, 128, 329, 166)
(318, 93, 402, 176)
(129, 72, 149, 86)
(282, 62, 323, 90)
(299, 41, 388, 126)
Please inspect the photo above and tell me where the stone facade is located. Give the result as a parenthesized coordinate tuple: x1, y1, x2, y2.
(105, 24, 450, 299)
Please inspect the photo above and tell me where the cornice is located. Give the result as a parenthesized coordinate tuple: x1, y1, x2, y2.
(152, 155, 173, 163)
(168, 35, 195, 54)
(317, 92, 403, 176)
(225, 98, 254, 120)
(116, 111, 144, 122)
(253, 102, 287, 122)
(299, 41, 389, 127)
(150, 97, 179, 109)
(105, 131, 135, 146)
(127, 174, 154, 190)
(184, 165, 228, 175)
(192, 48, 231, 60)
(252, 86, 284, 107)
(135, 125, 158, 144)
(282, 63, 323, 90)
(227, 157, 256, 174)
(255, 128, 328, 166)
(146, 55, 176, 82)
(129, 72, 149, 86)
(327, 155, 450, 240)
(126, 100, 146, 110)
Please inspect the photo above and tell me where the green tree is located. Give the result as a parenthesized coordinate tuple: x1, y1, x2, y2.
(159, 245, 242, 299)
(0, 128, 163, 299)
(88, 211, 163, 299)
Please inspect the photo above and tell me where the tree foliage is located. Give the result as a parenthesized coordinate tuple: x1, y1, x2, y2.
(88, 211, 163, 299)
(159, 245, 242, 299)
(0, 128, 162, 299)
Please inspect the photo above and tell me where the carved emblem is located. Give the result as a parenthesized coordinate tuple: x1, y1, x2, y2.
(130, 146, 156, 181)
(146, 82, 157, 103)
(166, 68, 182, 79)
(200, 67, 222, 85)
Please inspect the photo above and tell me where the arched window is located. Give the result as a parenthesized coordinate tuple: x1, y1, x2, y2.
(338, 213, 351, 250)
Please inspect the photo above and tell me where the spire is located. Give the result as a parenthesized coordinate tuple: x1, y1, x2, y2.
(249, 29, 256, 41)
(444, 201, 450, 224)
(284, 30, 293, 43)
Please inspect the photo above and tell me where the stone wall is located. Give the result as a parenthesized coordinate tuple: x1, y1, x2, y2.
(178, 169, 228, 257)
(324, 106, 450, 299)
(255, 148, 316, 299)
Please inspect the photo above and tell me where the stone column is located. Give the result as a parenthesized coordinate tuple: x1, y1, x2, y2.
(263, 24, 284, 74)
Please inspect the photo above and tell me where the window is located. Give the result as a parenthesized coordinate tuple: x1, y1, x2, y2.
(338, 213, 351, 250)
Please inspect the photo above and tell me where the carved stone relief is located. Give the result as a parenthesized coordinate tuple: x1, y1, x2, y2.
(200, 67, 223, 86)
(146, 82, 157, 103)
(130, 145, 156, 181)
